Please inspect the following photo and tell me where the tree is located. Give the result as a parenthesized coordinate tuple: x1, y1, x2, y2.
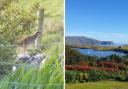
(0, 0, 38, 44)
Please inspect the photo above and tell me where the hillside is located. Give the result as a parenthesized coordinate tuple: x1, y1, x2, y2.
(65, 36, 113, 46)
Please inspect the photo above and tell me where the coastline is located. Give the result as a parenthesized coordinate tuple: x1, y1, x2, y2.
(69, 45, 128, 54)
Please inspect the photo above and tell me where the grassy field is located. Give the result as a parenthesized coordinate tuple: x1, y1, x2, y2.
(66, 81, 128, 89)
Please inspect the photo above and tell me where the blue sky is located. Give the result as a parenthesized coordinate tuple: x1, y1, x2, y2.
(65, 0, 128, 43)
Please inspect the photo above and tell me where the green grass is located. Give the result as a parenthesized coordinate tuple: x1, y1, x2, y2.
(41, 28, 64, 57)
(0, 55, 63, 89)
(66, 81, 128, 89)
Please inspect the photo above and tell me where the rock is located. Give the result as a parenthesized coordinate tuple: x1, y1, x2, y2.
(17, 53, 30, 62)
(13, 53, 45, 72)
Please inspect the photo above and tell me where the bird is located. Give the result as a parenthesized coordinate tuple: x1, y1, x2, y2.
(21, 31, 41, 45)
(20, 31, 41, 53)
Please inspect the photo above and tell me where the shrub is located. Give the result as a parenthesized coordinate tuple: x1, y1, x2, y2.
(65, 65, 90, 71)
(115, 75, 126, 81)
(65, 70, 127, 83)
(0, 46, 16, 62)
(65, 71, 88, 83)
(118, 64, 127, 70)
(0, 46, 17, 77)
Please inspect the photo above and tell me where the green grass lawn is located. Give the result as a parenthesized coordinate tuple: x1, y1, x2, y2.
(66, 81, 128, 89)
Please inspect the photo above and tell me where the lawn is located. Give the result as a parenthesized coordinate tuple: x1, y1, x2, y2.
(65, 81, 128, 89)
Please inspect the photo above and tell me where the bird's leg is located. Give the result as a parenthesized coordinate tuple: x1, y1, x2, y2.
(23, 45, 27, 54)
(25, 46, 28, 53)
(23, 45, 25, 54)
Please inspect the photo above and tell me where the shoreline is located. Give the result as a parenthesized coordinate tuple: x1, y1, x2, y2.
(70, 45, 128, 54)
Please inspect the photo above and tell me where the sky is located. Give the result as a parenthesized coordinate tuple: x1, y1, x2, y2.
(65, 0, 128, 44)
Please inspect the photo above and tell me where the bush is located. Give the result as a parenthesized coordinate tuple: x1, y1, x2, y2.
(65, 71, 88, 83)
(0, 64, 13, 79)
(65, 70, 127, 83)
(0, 46, 17, 77)
(0, 46, 16, 62)
(115, 75, 126, 81)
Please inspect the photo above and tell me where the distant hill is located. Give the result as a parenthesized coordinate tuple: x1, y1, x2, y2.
(65, 36, 113, 46)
